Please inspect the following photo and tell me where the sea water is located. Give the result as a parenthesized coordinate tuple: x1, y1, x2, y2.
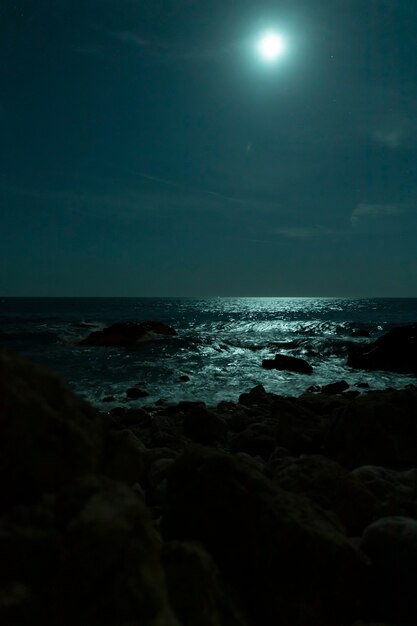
(1, 297, 416, 407)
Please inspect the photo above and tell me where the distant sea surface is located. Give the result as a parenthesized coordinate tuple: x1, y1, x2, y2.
(1, 297, 416, 407)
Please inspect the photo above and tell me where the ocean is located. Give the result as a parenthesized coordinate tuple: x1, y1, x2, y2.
(1, 297, 416, 407)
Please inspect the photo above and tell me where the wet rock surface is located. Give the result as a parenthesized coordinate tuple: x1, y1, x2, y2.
(2, 348, 417, 626)
(79, 320, 177, 347)
(347, 323, 417, 374)
(262, 353, 313, 374)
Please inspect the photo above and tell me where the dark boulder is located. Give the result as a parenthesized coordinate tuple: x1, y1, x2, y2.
(325, 387, 417, 469)
(269, 396, 332, 454)
(360, 516, 417, 625)
(162, 541, 249, 626)
(322, 380, 350, 394)
(126, 387, 149, 399)
(79, 320, 177, 347)
(262, 354, 313, 374)
(163, 446, 367, 626)
(351, 466, 417, 519)
(229, 425, 276, 461)
(271, 454, 377, 535)
(54, 477, 180, 626)
(183, 406, 227, 444)
(347, 323, 417, 374)
(350, 329, 371, 338)
(0, 350, 104, 511)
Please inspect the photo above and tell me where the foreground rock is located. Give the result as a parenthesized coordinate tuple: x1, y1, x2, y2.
(360, 516, 417, 625)
(79, 321, 177, 347)
(262, 353, 313, 374)
(0, 350, 104, 511)
(163, 446, 366, 626)
(347, 323, 417, 374)
(270, 454, 377, 535)
(162, 541, 249, 626)
(4, 349, 417, 626)
(325, 387, 417, 468)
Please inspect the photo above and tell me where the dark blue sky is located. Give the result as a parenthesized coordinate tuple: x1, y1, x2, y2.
(1, 0, 417, 296)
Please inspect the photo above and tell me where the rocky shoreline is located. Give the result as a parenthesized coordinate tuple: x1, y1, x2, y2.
(1, 347, 417, 626)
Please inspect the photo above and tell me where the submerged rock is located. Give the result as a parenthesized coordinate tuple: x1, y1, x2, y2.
(126, 387, 149, 399)
(347, 323, 417, 374)
(322, 380, 350, 394)
(262, 353, 313, 374)
(79, 320, 177, 347)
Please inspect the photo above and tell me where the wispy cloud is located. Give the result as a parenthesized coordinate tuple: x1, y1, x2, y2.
(351, 203, 406, 226)
(274, 226, 340, 240)
(113, 29, 234, 62)
(373, 129, 403, 149)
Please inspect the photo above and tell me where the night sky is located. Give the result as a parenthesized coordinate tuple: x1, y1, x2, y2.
(1, 0, 417, 296)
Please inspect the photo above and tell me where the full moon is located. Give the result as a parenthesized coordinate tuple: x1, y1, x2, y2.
(257, 31, 286, 62)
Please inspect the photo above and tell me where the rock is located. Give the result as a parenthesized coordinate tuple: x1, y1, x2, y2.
(148, 457, 176, 507)
(163, 400, 206, 416)
(126, 387, 149, 399)
(163, 446, 367, 626)
(229, 424, 276, 461)
(325, 387, 417, 469)
(102, 395, 115, 402)
(351, 466, 417, 519)
(347, 323, 417, 374)
(270, 396, 332, 454)
(360, 516, 417, 625)
(178, 375, 190, 382)
(104, 430, 146, 486)
(0, 496, 60, 592)
(183, 406, 227, 444)
(79, 320, 177, 347)
(117, 407, 152, 429)
(0, 350, 104, 511)
(350, 329, 371, 338)
(54, 477, 180, 626)
(262, 353, 313, 374)
(238, 384, 268, 406)
(162, 540, 249, 626)
(305, 385, 322, 393)
(271, 454, 377, 535)
(322, 380, 350, 394)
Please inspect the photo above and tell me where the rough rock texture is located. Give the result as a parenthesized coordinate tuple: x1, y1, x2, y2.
(53, 477, 180, 626)
(3, 348, 417, 626)
(262, 353, 313, 374)
(182, 406, 227, 444)
(162, 541, 249, 626)
(79, 321, 177, 347)
(360, 516, 417, 626)
(162, 446, 367, 626)
(270, 454, 377, 535)
(347, 323, 417, 374)
(325, 388, 417, 468)
(322, 380, 349, 394)
(0, 350, 104, 510)
(351, 466, 417, 519)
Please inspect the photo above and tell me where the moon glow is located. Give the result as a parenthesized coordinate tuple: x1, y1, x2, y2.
(257, 31, 286, 62)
